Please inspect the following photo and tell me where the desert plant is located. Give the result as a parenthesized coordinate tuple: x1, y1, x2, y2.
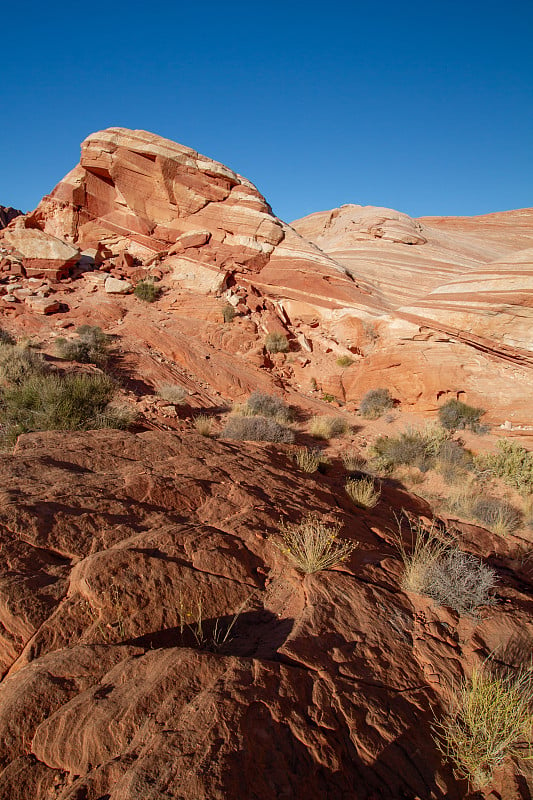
(222, 303, 236, 323)
(245, 391, 292, 423)
(157, 384, 188, 404)
(476, 440, 533, 496)
(55, 325, 112, 366)
(359, 388, 393, 419)
(0, 372, 130, 443)
(309, 415, 348, 440)
(435, 439, 474, 483)
(293, 447, 328, 473)
(0, 344, 48, 385)
(134, 279, 161, 302)
(345, 477, 380, 509)
(177, 591, 248, 653)
(336, 355, 354, 368)
(0, 328, 15, 345)
(434, 664, 533, 788)
(274, 513, 357, 573)
(342, 449, 367, 472)
(221, 414, 294, 444)
(193, 414, 213, 436)
(471, 497, 522, 537)
(438, 398, 486, 432)
(396, 517, 496, 613)
(265, 331, 289, 353)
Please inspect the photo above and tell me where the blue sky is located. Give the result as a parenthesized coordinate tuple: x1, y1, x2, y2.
(2, 0, 532, 222)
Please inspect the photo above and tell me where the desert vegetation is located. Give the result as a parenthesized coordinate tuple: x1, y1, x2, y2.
(359, 388, 393, 419)
(134, 279, 161, 302)
(222, 414, 295, 443)
(157, 384, 188, 404)
(264, 331, 289, 353)
(345, 476, 380, 509)
(243, 391, 293, 423)
(221, 303, 236, 323)
(55, 325, 113, 366)
(438, 398, 486, 432)
(309, 415, 348, 440)
(475, 439, 533, 495)
(434, 663, 533, 788)
(293, 446, 328, 473)
(274, 513, 357, 573)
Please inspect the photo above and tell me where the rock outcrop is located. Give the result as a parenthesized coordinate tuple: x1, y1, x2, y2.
(0, 206, 22, 230)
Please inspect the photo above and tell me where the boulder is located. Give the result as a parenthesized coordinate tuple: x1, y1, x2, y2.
(104, 277, 133, 294)
(1, 224, 79, 279)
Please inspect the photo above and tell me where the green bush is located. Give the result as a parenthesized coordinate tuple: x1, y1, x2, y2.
(134, 279, 161, 303)
(221, 414, 294, 443)
(475, 439, 533, 495)
(0, 372, 130, 443)
(55, 325, 112, 366)
(265, 332, 289, 353)
(336, 355, 354, 368)
(359, 388, 393, 419)
(0, 344, 48, 385)
(438, 399, 485, 432)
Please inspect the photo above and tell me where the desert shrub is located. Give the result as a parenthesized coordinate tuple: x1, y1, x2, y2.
(293, 447, 328, 473)
(193, 414, 213, 436)
(157, 384, 188, 404)
(396, 518, 496, 613)
(265, 331, 289, 353)
(371, 425, 450, 472)
(0, 344, 48, 385)
(359, 388, 393, 419)
(471, 497, 522, 537)
(435, 439, 474, 483)
(222, 414, 294, 444)
(222, 304, 236, 323)
(434, 664, 533, 788)
(476, 439, 533, 495)
(309, 415, 348, 440)
(0, 372, 129, 442)
(0, 329, 15, 345)
(245, 391, 292, 423)
(56, 325, 112, 366)
(438, 398, 485, 432)
(342, 449, 367, 473)
(274, 513, 357, 573)
(345, 477, 380, 509)
(134, 279, 161, 302)
(336, 355, 354, 368)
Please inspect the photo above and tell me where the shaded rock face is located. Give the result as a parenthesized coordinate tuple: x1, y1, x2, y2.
(0, 428, 529, 799)
(0, 206, 22, 230)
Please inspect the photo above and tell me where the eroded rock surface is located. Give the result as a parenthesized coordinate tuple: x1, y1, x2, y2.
(0, 428, 529, 799)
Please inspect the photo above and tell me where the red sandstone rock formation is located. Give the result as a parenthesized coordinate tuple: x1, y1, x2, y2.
(0, 206, 22, 230)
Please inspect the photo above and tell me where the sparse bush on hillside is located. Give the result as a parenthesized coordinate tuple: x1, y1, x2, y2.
(434, 664, 533, 788)
(134, 279, 161, 303)
(309, 415, 349, 440)
(56, 325, 112, 366)
(0, 344, 48, 385)
(0, 372, 131, 444)
(438, 398, 486, 432)
(0, 329, 15, 345)
(471, 496, 522, 537)
(435, 439, 474, 484)
(371, 425, 451, 473)
(396, 517, 496, 614)
(274, 513, 357, 573)
(222, 414, 294, 444)
(359, 388, 393, 419)
(245, 391, 292, 423)
(193, 414, 213, 436)
(157, 384, 188, 404)
(336, 355, 354, 368)
(265, 331, 289, 353)
(342, 449, 367, 473)
(345, 477, 380, 509)
(222, 304, 236, 323)
(293, 447, 328, 473)
(476, 439, 533, 496)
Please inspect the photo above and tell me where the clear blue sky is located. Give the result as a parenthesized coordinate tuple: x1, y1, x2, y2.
(2, 0, 532, 222)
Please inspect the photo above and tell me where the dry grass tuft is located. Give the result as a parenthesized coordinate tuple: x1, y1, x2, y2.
(274, 514, 357, 573)
(434, 664, 533, 788)
(222, 414, 294, 444)
(157, 384, 188, 404)
(193, 415, 213, 436)
(345, 477, 380, 509)
(309, 415, 349, 440)
(359, 388, 393, 419)
(342, 449, 367, 472)
(293, 447, 328, 473)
